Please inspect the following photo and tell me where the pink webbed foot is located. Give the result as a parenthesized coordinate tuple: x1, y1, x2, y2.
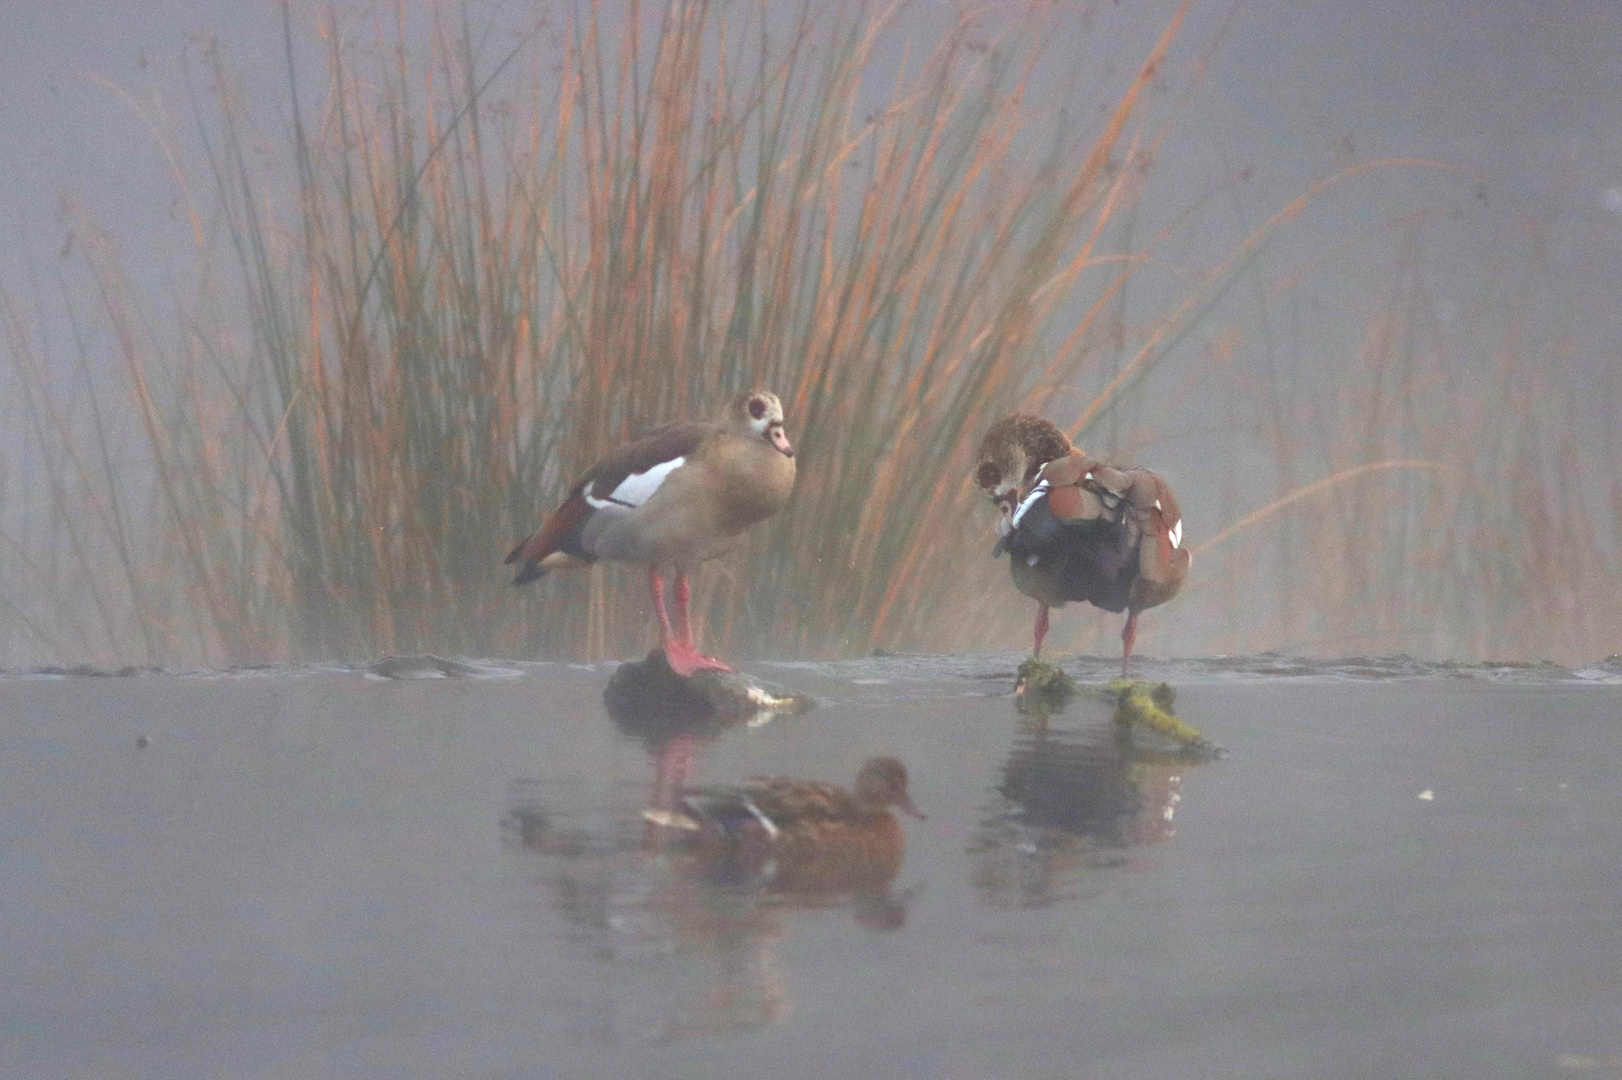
(662, 642, 734, 679)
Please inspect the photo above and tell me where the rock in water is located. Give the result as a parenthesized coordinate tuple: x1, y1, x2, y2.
(1015, 658, 1079, 713)
(1107, 678, 1223, 758)
(602, 649, 813, 726)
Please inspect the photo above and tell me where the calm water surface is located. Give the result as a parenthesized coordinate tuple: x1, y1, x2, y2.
(2, 656, 1620, 1079)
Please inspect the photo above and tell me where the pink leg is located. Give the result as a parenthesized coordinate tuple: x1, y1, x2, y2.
(1121, 609, 1139, 678)
(645, 733, 699, 848)
(673, 572, 732, 674)
(649, 567, 680, 653)
(650, 734, 698, 811)
(1033, 603, 1050, 659)
(650, 567, 731, 678)
(674, 573, 695, 647)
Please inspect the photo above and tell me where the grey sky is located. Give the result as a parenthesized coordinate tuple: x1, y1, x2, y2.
(6, 1, 1621, 280)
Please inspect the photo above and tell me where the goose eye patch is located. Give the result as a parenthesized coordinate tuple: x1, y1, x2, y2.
(748, 397, 768, 419)
(975, 462, 1001, 489)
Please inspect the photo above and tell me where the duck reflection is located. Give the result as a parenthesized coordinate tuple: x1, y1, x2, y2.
(970, 712, 1200, 909)
(646, 756, 921, 926)
(501, 673, 917, 1041)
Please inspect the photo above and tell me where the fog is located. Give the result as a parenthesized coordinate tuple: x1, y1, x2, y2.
(2, 0, 1618, 666)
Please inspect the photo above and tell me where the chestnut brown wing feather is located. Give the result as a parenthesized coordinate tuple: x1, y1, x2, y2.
(506, 492, 589, 565)
(1039, 452, 1108, 523)
(1133, 472, 1189, 596)
(1006, 458, 1188, 613)
(745, 777, 859, 824)
(1038, 451, 1092, 488)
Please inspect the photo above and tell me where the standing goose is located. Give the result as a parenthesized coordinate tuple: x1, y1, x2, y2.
(973, 414, 1189, 675)
(506, 390, 797, 677)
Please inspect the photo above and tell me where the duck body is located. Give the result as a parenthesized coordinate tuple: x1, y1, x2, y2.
(506, 391, 796, 676)
(975, 417, 1189, 673)
(678, 778, 905, 858)
(1001, 449, 1188, 617)
(646, 756, 924, 865)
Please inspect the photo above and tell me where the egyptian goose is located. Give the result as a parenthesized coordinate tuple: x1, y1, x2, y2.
(506, 390, 797, 677)
(973, 414, 1189, 675)
(643, 756, 925, 856)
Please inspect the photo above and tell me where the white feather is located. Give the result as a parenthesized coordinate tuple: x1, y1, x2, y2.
(743, 798, 780, 839)
(1010, 480, 1049, 528)
(1169, 518, 1183, 548)
(642, 808, 700, 830)
(582, 481, 613, 510)
(602, 456, 686, 508)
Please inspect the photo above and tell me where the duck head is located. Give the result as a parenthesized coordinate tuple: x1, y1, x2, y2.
(974, 414, 1074, 525)
(728, 389, 795, 458)
(853, 756, 926, 819)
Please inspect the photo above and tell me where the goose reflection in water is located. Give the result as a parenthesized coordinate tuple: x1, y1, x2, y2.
(501, 665, 915, 1041)
(970, 712, 1204, 909)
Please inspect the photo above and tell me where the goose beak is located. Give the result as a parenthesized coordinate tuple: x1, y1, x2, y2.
(896, 791, 926, 820)
(993, 493, 1016, 543)
(770, 425, 795, 457)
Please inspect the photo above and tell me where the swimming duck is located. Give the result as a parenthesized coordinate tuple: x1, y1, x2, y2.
(974, 414, 1189, 674)
(643, 756, 925, 861)
(506, 390, 797, 676)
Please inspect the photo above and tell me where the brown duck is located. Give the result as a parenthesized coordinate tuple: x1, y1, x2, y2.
(974, 414, 1189, 674)
(506, 390, 797, 676)
(643, 756, 925, 868)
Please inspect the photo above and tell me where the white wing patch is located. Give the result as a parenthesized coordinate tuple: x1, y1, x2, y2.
(1169, 518, 1183, 548)
(742, 798, 781, 840)
(1010, 480, 1049, 528)
(642, 808, 701, 830)
(584, 456, 686, 509)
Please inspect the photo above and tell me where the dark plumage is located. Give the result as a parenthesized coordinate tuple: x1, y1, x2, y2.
(974, 414, 1190, 674)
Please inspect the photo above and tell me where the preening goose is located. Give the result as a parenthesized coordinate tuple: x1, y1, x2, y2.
(506, 390, 797, 677)
(974, 414, 1189, 675)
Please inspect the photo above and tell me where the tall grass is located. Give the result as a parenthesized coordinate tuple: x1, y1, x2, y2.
(2, 1, 1615, 666)
(3, 1, 1206, 664)
(1136, 229, 1621, 663)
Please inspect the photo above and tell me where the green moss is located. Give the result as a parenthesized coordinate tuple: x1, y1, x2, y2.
(1016, 658, 1078, 712)
(1107, 679, 1220, 758)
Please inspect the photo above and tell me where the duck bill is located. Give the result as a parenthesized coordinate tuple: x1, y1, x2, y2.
(993, 492, 1016, 538)
(770, 426, 795, 457)
(896, 792, 926, 820)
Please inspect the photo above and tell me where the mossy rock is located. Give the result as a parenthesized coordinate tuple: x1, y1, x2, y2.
(603, 650, 814, 731)
(1106, 678, 1223, 759)
(1015, 658, 1079, 712)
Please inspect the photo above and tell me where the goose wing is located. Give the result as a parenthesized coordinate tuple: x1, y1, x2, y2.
(505, 422, 713, 578)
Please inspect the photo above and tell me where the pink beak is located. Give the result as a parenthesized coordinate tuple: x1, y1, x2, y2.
(770, 426, 795, 457)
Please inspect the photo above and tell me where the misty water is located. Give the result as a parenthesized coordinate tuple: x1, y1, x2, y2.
(4, 655, 1621, 1079)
